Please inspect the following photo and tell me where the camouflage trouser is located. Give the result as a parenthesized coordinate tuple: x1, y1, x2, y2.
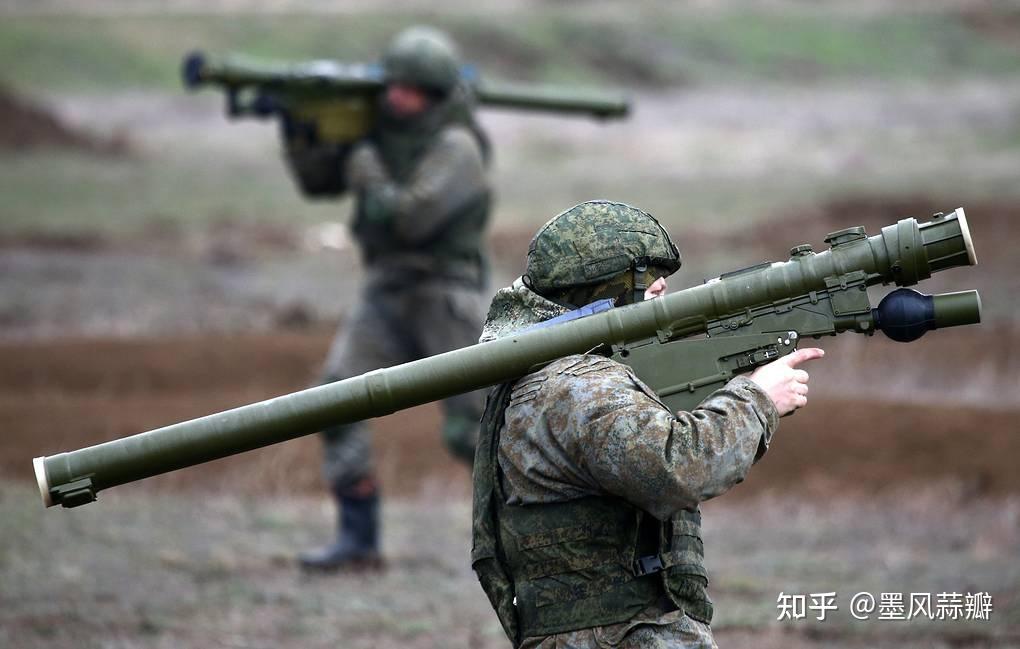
(319, 277, 487, 490)
(520, 611, 718, 649)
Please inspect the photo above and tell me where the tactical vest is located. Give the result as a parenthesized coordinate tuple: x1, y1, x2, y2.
(472, 380, 713, 647)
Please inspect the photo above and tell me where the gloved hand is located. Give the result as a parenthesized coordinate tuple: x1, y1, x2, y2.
(346, 142, 389, 190)
(360, 184, 400, 225)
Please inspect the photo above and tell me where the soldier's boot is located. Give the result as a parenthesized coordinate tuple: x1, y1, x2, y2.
(299, 479, 384, 572)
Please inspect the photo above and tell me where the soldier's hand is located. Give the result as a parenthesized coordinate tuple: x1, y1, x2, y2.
(346, 143, 388, 190)
(748, 348, 825, 417)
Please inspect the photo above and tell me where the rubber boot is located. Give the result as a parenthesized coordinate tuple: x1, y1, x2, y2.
(299, 480, 383, 572)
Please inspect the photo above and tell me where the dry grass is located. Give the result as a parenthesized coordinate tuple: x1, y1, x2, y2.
(2, 483, 1016, 649)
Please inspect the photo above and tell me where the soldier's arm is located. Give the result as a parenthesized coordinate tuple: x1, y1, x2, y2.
(346, 127, 487, 244)
(570, 362, 779, 520)
(345, 142, 389, 188)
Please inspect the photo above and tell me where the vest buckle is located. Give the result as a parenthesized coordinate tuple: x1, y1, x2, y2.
(633, 554, 664, 576)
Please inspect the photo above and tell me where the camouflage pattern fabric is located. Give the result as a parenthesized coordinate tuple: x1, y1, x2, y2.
(499, 356, 776, 521)
(479, 277, 571, 343)
(347, 123, 490, 287)
(520, 606, 718, 649)
(320, 277, 487, 486)
(319, 101, 491, 486)
(474, 280, 777, 647)
(349, 125, 486, 226)
(524, 200, 680, 295)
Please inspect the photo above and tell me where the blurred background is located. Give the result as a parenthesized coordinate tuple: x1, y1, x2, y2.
(1, 1, 1018, 647)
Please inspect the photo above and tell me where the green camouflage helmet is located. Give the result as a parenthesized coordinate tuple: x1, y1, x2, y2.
(524, 200, 681, 295)
(382, 26, 461, 93)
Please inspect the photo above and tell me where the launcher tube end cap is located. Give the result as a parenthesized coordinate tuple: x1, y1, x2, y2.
(954, 208, 977, 266)
(33, 456, 53, 508)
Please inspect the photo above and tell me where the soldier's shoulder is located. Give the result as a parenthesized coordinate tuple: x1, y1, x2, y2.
(545, 354, 627, 378)
(508, 354, 631, 408)
(437, 124, 482, 152)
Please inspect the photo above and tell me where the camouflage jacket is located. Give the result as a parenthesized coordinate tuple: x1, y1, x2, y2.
(499, 356, 776, 521)
(478, 280, 779, 647)
(346, 121, 490, 287)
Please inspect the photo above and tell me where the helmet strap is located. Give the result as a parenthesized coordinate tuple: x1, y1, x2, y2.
(632, 260, 648, 304)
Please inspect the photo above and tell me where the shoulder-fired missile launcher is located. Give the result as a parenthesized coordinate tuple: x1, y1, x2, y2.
(35, 209, 980, 508)
(182, 51, 630, 198)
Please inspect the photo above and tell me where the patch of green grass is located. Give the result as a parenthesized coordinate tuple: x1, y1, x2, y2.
(2, 9, 1019, 94)
(0, 18, 173, 90)
(0, 15, 404, 92)
(3, 140, 1016, 241)
(0, 149, 340, 235)
(663, 11, 1020, 83)
(1, 8, 1018, 240)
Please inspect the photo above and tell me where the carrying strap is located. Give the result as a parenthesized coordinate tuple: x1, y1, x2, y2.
(632, 260, 648, 305)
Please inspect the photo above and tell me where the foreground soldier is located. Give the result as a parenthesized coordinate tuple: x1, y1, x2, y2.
(472, 201, 823, 648)
(299, 27, 492, 571)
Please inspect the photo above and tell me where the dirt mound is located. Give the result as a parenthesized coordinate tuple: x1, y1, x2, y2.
(961, 7, 1020, 50)
(0, 86, 129, 155)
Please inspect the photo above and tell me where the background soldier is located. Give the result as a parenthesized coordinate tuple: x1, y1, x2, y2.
(299, 26, 492, 571)
(472, 200, 824, 647)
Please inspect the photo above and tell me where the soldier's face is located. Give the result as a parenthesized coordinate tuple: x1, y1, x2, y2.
(385, 83, 431, 119)
(644, 276, 668, 300)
